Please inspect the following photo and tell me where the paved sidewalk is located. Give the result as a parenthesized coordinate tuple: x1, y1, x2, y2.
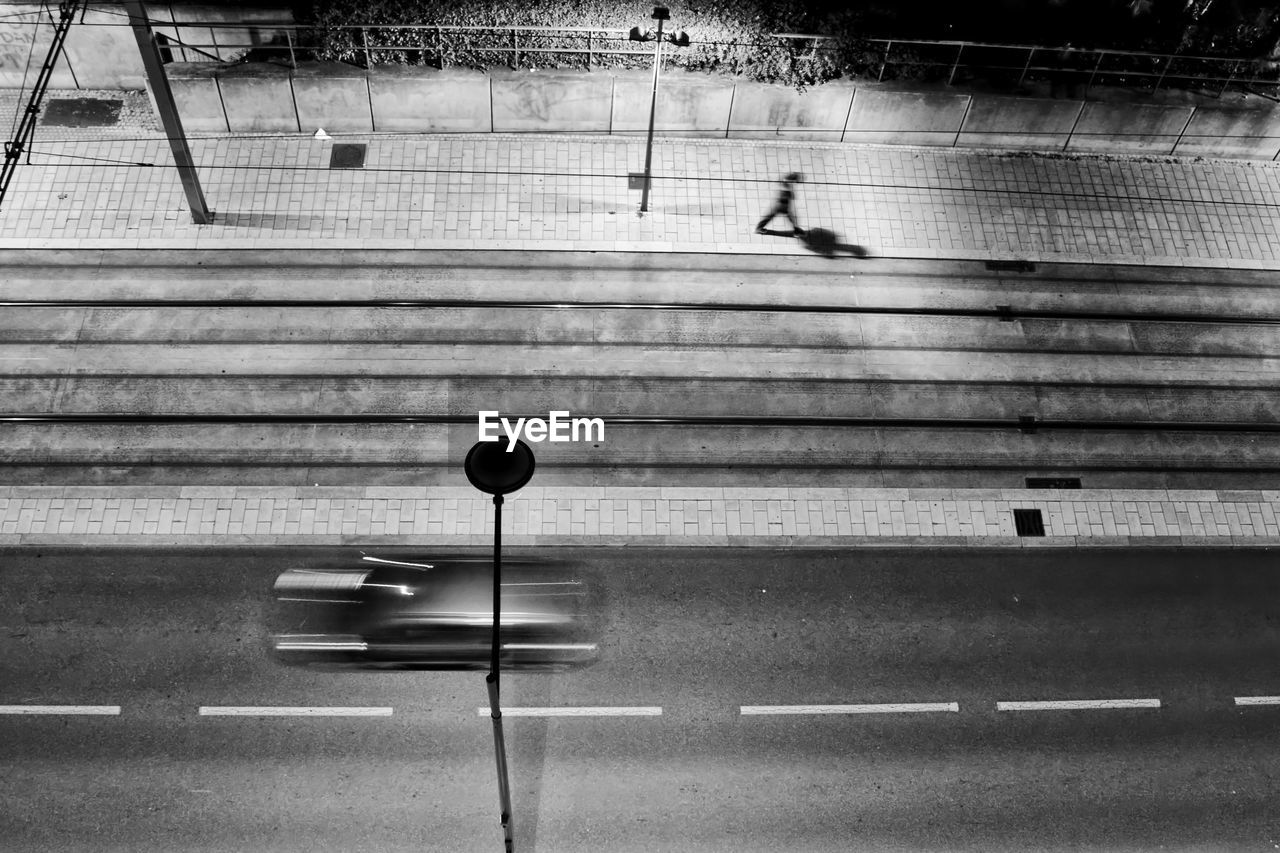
(2, 89, 1280, 266)
(3, 487, 1277, 547)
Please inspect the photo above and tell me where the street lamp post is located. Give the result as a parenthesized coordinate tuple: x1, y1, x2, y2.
(464, 438, 536, 853)
(630, 7, 689, 213)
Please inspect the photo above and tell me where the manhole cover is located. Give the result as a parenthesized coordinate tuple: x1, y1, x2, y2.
(329, 143, 366, 169)
(1013, 508, 1046, 537)
(1025, 477, 1082, 489)
(43, 98, 122, 128)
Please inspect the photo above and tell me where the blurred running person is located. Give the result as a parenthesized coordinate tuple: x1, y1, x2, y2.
(756, 172, 804, 235)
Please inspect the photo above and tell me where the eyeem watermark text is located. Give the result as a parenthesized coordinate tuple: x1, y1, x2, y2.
(478, 411, 604, 451)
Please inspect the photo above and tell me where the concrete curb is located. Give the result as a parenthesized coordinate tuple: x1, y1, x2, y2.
(0, 237, 1275, 271)
(2, 534, 1276, 548)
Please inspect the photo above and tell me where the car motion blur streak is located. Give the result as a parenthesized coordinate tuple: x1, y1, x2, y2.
(269, 555, 601, 670)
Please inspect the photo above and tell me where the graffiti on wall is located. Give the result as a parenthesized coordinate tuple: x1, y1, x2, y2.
(0, 13, 42, 76)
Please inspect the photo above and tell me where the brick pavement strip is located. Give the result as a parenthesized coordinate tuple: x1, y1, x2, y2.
(1, 111, 1279, 267)
(0, 488, 1276, 547)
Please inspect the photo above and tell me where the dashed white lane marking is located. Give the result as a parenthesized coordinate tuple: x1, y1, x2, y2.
(997, 699, 1161, 711)
(198, 706, 393, 717)
(0, 705, 121, 715)
(477, 706, 663, 717)
(1235, 696, 1280, 706)
(741, 703, 960, 715)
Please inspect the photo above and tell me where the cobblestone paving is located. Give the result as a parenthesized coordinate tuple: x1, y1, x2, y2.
(2, 89, 1279, 265)
(3, 487, 1276, 546)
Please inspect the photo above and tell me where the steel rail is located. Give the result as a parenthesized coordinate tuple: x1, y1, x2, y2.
(0, 298, 1275, 327)
(1, 413, 1275, 433)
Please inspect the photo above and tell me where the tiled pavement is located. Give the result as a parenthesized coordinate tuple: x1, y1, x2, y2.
(3, 487, 1277, 547)
(2, 88, 1280, 266)
(3, 91, 1279, 548)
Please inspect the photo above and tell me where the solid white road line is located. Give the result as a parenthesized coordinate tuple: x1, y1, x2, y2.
(198, 706, 393, 716)
(0, 705, 121, 715)
(997, 699, 1161, 711)
(740, 703, 960, 715)
(1235, 696, 1280, 706)
(477, 706, 663, 717)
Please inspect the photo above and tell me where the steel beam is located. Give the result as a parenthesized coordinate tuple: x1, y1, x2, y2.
(123, 0, 211, 224)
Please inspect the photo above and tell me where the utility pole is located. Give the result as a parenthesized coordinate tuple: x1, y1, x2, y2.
(123, 0, 212, 224)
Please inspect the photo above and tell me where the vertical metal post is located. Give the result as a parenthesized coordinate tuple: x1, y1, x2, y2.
(1217, 60, 1240, 97)
(947, 43, 964, 86)
(1017, 46, 1035, 87)
(286, 29, 296, 68)
(639, 14, 666, 213)
(878, 40, 892, 82)
(1084, 50, 1103, 97)
(487, 494, 514, 852)
(586, 32, 592, 70)
(123, 0, 211, 224)
(1152, 53, 1174, 92)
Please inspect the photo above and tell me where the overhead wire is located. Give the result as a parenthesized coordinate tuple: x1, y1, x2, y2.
(13, 141, 1280, 213)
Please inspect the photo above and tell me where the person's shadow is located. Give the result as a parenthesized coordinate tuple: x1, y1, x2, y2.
(798, 227, 871, 259)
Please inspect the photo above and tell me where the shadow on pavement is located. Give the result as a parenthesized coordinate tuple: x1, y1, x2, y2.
(798, 227, 872, 259)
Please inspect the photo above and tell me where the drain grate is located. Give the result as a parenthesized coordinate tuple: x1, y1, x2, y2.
(985, 260, 1036, 273)
(43, 98, 122, 127)
(1013, 508, 1046, 536)
(329, 143, 366, 169)
(1026, 477, 1082, 489)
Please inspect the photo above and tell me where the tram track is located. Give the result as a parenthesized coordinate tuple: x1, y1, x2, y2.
(2, 412, 1276, 433)
(1, 297, 1276, 327)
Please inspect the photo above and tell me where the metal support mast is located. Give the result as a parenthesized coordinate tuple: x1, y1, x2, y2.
(123, 0, 211, 224)
(0, 0, 83, 213)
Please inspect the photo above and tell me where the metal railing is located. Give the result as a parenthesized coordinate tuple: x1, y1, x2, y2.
(150, 20, 1280, 95)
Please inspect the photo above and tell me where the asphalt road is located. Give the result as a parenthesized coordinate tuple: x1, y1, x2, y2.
(2, 546, 1278, 851)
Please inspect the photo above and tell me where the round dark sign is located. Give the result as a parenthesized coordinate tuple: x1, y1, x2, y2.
(463, 439, 536, 495)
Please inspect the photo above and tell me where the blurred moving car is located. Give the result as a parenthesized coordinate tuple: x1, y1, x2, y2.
(269, 555, 601, 670)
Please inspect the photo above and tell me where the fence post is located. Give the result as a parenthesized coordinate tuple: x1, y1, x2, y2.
(586, 32, 592, 70)
(1084, 49, 1103, 97)
(285, 29, 296, 68)
(878, 40, 892, 82)
(947, 42, 964, 86)
(1153, 53, 1174, 92)
(512, 29, 518, 69)
(436, 26, 443, 68)
(1218, 60, 1240, 97)
(361, 27, 370, 69)
(1017, 46, 1034, 88)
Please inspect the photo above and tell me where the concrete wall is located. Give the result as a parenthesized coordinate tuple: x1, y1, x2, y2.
(292, 62, 372, 133)
(957, 96, 1083, 150)
(492, 69, 613, 134)
(166, 63, 227, 133)
(845, 89, 969, 146)
(368, 66, 491, 132)
(96, 58, 1280, 161)
(1173, 105, 1280, 159)
(611, 70, 735, 138)
(1065, 101, 1195, 154)
(0, 3, 295, 90)
(727, 80, 854, 142)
